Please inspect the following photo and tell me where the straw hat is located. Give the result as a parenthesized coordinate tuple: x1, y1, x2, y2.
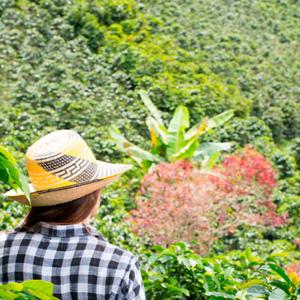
(4, 129, 133, 207)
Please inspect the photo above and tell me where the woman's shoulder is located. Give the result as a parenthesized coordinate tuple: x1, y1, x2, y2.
(0, 228, 24, 249)
(88, 226, 135, 259)
(86, 230, 136, 268)
(0, 228, 20, 237)
(90, 234, 135, 261)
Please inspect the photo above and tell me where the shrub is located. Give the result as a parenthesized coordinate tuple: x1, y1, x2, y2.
(249, 136, 298, 180)
(128, 147, 289, 254)
(141, 242, 300, 300)
(218, 145, 277, 196)
(291, 138, 300, 169)
(206, 116, 272, 147)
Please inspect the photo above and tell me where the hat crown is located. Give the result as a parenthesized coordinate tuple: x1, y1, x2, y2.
(26, 130, 98, 191)
(26, 130, 90, 160)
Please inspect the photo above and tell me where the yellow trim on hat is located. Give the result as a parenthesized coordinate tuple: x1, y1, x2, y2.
(26, 159, 76, 190)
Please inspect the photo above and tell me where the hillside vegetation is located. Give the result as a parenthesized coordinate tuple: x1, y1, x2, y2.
(0, 0, 299, 299)
(142, 0, 300, 141)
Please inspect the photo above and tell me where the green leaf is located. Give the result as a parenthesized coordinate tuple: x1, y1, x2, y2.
(0, 165, 9, 183)
(0, 146, 17, 163)
(23, 280, 54, 296)
(224, 267, 234, 279)
(238, 279, 265, 289)
(207, 110, 234, 130)
(205, 291, 235, 299)
(269, 264, 292, 285)
(269, 288, 290, 300)
(109, 125, 161, 167)
(0, 282, 23, 292)
(146, 116, 168, 145)
(0, 146, 30, 202)
(171, 137, 199, 160)
(193, 142, 232, 166)
(184, 117, 209, 140)
(17, 291, 40, 299)
(166, 105, 190, 160)
(168, 105, 190, 131)
(184, 110, 233, 141)
(203, 274, 217, 292)
(270, 280, 291, 294)
(0, 288, 18, 300)
(139, 90, 165, 126)
(26, 289, 59, 300)
(245, 285, 269, 296)
(163, 284, 190, 297)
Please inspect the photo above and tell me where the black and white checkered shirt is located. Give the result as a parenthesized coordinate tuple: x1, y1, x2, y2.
(0, 221, 146, 300)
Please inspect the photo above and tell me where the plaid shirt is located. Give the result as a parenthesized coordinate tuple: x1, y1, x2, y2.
(0, 221, 146, 300)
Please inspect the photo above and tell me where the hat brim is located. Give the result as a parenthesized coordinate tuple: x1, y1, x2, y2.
(4, 161, 133, 207)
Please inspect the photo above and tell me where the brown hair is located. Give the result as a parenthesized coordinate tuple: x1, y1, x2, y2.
(18, 189, 101, 233)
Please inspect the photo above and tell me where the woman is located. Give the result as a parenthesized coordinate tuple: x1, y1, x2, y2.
(0, 129, 146, 299)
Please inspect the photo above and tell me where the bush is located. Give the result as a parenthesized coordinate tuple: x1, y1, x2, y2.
(206, 116, 272, 146)
(291, 138, 300, 169)
(141, 242, 300, 299)
(128, 147, 289, 254)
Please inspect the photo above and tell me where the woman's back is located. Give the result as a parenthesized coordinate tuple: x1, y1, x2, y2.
(0, 221, 145, 300)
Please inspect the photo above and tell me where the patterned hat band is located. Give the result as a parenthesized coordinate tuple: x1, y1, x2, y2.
(34, 155, 100, 188)
(4, 129, 133, 206)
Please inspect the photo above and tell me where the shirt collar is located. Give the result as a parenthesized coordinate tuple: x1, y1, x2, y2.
(15, 220, 106, 240)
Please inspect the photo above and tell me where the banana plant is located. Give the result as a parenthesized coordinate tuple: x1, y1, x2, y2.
(0, 146, 30, 202)
(109, 91, 234, 172)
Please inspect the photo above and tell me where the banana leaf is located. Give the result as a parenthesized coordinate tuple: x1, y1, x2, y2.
(146, 116, 168, 145)
(109, 125, 161, 167)
(207, 109, 234, 130)
(166, 105, 190, 160)
(192, 142, 232, 167)
(171, 137, 199, 161)
(184, 117, 209, 141)
(185, 109, 234, 140)
(139, 90, 166, 129)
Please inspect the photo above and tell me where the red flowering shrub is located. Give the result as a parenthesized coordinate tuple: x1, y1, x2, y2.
(217, 146, 277, 196)
(128, 146, 289, 254)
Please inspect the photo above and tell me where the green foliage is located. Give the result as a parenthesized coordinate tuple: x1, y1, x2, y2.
(291, 138, 300, 169)
(207, 116, 273, 147)
(0, 146, 30, 201)
(0, 199, 28, 230)
(0, 0, 298, 298)
(109, 91, 233, 171)
(251, 137, 297, 179)
(0, 279, 59, 300)
(0, 0, 244, 164)
(142, 0, 300, 142)
(141, 243, 205, 299)
(142, 242, 300, 300)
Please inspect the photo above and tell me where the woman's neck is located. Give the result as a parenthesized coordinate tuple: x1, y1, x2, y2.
(44, 216, 91, 226)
